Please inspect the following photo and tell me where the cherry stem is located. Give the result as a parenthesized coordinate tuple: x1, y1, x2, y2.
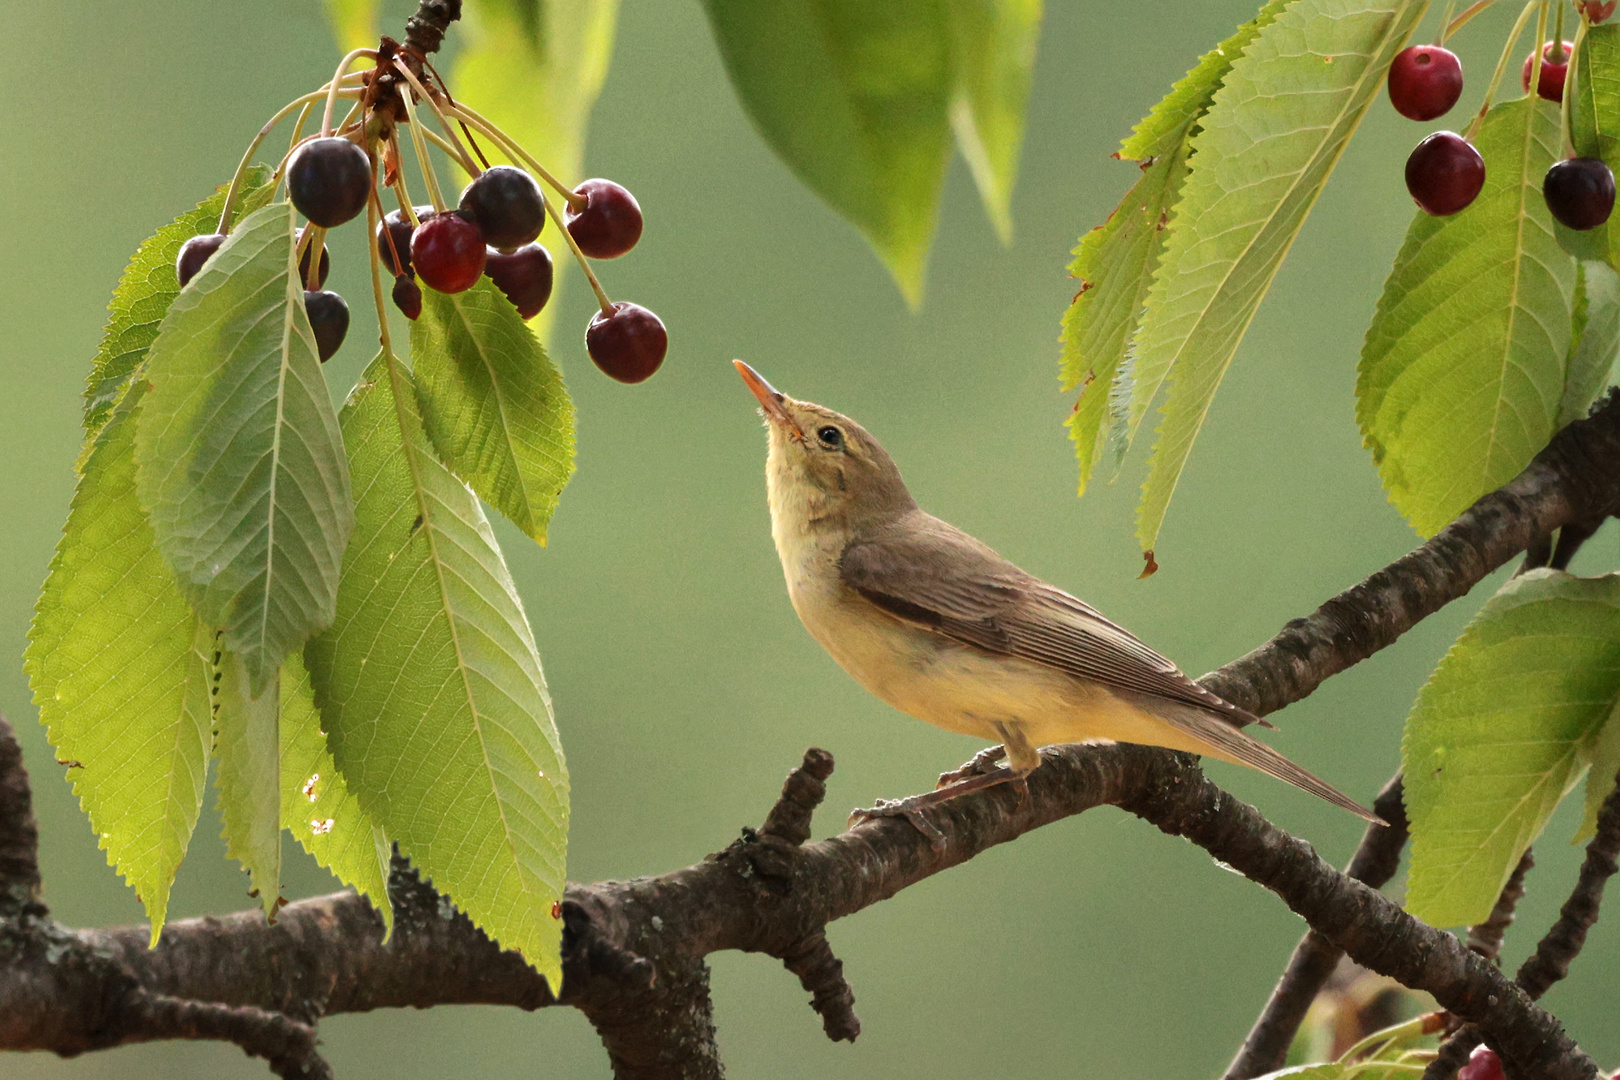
(397, 84, 448, 212)
(542, 195, 615, 316)
(269, 100, 316, 207)
(1435, 0, 1459, 46)
(419, 126, 477, 178)
(322, 49, 378, 137)
(1562, 13, 1589, 157)
(1446, 1, 1495, 38)
(1466, 0, 1541, 141)
(1552, 0, 1568, 63)
(447, 103, 588, 212)
(218, 88, 353, 235)
(390, 59, 479, 178)
(298, 225, 325, 290)
(385, 131, 425, 227)
(364, 183, 395, 358)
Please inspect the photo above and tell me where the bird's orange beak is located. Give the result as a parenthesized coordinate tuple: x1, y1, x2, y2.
(734, 360, 803, 440)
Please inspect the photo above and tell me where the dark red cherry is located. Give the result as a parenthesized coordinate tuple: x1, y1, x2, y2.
(459, 166, 545, 250)
(585, 302, 666, 383)
(411, 212, 486, 294)
(1522, 40, 1575, 102)
(1405, 131, 1485, 215)
(303, 290, 349, 362)
(1458, 1046, 1504, 1080)
(565, 179, 643, 259)
(1544, 157, 1616, 229)
(176, 233, 225, 287)
(377, 206, 431, 277)
(484, 244, 554, 319)
(1388, 45, 1463, 121)
(287, 137, 372, 228)
(391, 275, 423, 321)
(295, 226, 330, 290)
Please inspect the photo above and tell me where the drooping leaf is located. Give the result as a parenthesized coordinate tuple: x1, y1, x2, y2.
(454, 0, 621, 340)
(84, 169, 272, 437)
(1359, 98, 1577, 537)
(1061, 0, 1288, 494)
(306, 353, 569, 988)
(25, 385, 213, 943)
(1561, 260, 1620, 427)
(1125, 0, 1425, 552)
(411, 280, 576, 544)
(1403, 570, 1620, 927)
(134, 201, 354, 696)
(281, 651, 393, 934)
(1578, 697, 1620, 842)
(703, 0, 956, 306)
(1573, 22, 1620, 162)
(320, 0, 382, 52)
(214, 651, 282, 922)
(942, 0, 1042, 244)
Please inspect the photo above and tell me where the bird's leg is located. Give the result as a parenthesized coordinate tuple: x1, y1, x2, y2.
(935, 744, 1007, 788)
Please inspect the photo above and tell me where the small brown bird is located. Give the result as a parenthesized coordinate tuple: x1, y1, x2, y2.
(735, 361, 1378, 838)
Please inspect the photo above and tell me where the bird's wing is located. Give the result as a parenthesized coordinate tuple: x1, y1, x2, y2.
(839, 514, 1257, 725)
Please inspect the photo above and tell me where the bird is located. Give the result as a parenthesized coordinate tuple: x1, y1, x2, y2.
(733, 360, 1379, 842)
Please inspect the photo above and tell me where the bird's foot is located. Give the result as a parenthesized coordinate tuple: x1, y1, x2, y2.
(935, 744, 1007, 788)
(849, 765, 1024, 853)
(848, 798, 947, 851)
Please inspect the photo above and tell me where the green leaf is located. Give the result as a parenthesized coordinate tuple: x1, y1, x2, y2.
(320, 0, 381, 52)
(1403, 570, 1620, 927)
(1125, 0, 1425, 552)
(306, 353, 569, 988)
(134, 201, 354, 696)
(1562, 260, 1620, 427)
(411, 280, 576, 544)
(214, 651, 282, 922)
(1573, 22, 1620, 162)
(1060, 0, 1288, 494)
(703, 0, 956, 305)
(454, 0, 621, 340)
(25, 385, 213, 943)
(942, 0, 1041, 244)
(84, 169, 272, 437)
(1359, 98, 1578, 537)
(1578, 697, 1620, 842)
(281, 651, 393, 934)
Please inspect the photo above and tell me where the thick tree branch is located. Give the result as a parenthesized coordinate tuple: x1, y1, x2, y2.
(0, 715, 40, 918)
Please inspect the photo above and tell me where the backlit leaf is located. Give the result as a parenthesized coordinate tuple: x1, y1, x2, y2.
(25, 385, 212, 943)
(943, 0, 1041, 244)
(1561, 260, 1620, 427)
(1573, 22, 1620, 162)
(134, 201, 354, 695)
(214, 651, 282, 922)
(1578, 698, 1620, 843)
(411, 280, 576, 544)
(1128, 0, 1424, 551)
(1403, 570, 1620, 927)
(1061, 0, 1287, 494)
(307, 353, 569, 988)
(1359, 98, 1576, 536)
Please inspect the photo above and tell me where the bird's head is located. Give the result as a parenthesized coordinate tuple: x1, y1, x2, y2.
(734, 361, 915, 535)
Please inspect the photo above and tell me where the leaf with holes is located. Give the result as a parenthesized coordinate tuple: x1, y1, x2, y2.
(306, 352, 569, 988)
(411, 280, 576, 544)
(1403, 570, 1620, 927)
(134, 201, 353, 696)
(214, 651, 282, 921)
(25, 384, 213, 943)
(1123, 0, 1424, 552)
(1360, 98, 1577, 537)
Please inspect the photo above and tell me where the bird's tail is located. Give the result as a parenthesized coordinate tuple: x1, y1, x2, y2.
(1151, 700, 1385, 825)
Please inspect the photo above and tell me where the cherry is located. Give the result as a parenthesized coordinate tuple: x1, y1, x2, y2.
(484, 243, 554, 319)
(296, 226, 330, 290)
(391, 275, 423, 321)
(460, 166, 545, 250)
(1522, 40, 1575, 102)
(411, 211, 486, 294)
(565, 179, 643, 259)
(377, 206, 431, 277)
(585, 302, 666, 383)
(287, 137, 373, 228)
(1544, 157, 1616, 229)
(1406, 131, 1485, 215)
(176, 233, 225, 287)
(303, 290, 349, 362)
(1388, 45, 1463, 121)
(1578, 2, 1617, 23)
(1457, 1046, 1504, 1080)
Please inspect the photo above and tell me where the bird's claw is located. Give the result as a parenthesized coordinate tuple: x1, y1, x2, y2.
(848, 798, 947, 852)
(935, 744, 1008, 789)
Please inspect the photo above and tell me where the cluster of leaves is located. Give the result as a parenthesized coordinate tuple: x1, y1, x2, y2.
(27, 169, 575, 987)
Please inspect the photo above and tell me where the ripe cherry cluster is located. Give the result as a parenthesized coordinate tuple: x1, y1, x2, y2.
(1391, 4, 1616, 233)
(173, 39, 666, 383)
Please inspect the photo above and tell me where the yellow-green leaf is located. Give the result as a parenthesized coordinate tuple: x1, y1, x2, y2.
(214, 651, 282, 922)
(943, 0, 1041, 244)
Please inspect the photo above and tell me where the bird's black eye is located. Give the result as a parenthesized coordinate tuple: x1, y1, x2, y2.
(816, 425, 844, 449)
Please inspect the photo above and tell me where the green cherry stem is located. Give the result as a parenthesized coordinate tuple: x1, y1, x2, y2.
(385, 131, 424, 226)
(322, 48, 378, 137)
(1435, 0, 1459, 46)
(1552, 0, 1568, 63)
(1563, 13, 1589, 158)
(397, 85, 448, 212)
(389, 59, 479, 177)
(542, 195, 615, 316)
(364, 184, 395, 358)
(419, 126, 477, 178)
(298, 225, 326, 290)
(270, 100, 316, 206)
(1466, 0, 1541, 141)
(1446, 0, 1495, 38)
(445, 102, 588, 212)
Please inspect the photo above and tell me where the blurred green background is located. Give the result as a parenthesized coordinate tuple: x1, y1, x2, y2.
(4, 1, 1617, 1077)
